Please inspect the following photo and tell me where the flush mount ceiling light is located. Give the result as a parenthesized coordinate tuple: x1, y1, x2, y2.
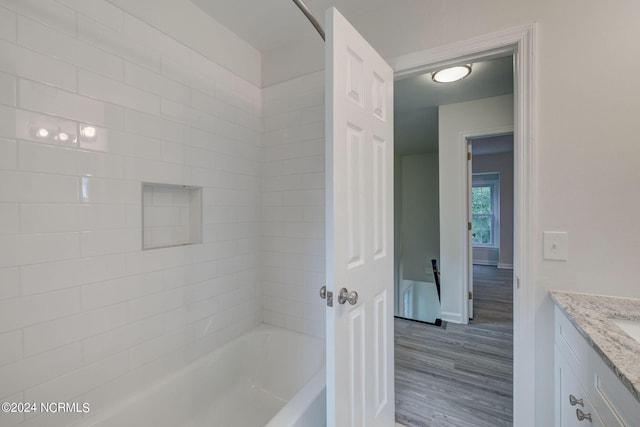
(432, 64, 472, 83)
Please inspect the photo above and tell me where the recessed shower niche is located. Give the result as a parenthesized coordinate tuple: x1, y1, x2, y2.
(142, 183, 202, 250)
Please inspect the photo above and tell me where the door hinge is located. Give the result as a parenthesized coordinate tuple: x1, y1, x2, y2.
(467, 152, 471, 161)
(468, 222, 472, 231)
(468, 291, 473, 300)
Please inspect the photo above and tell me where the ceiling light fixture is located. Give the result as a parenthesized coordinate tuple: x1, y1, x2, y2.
(432, 64, 472, 83)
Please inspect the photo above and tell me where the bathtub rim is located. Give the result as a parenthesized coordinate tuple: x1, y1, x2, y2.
(263, 366, 326, 427)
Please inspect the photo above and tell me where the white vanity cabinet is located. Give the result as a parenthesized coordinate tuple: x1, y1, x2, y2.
(555, 306, 640, 426)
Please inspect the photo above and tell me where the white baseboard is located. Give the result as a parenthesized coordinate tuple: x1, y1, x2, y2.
(441, 311, 464, 324)
(497, 263, 514, 270)
(472, 260, 498, 267)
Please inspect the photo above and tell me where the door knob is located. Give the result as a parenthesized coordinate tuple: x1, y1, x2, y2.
(338, 288, 358, 305)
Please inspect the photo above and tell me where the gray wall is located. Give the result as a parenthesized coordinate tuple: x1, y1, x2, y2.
(400, 153, 440, 282)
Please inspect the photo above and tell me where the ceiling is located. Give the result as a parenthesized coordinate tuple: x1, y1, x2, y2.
(395, 56, 514, 155)
(190, 0, 391, 52)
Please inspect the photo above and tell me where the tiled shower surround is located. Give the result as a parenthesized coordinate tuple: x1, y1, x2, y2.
(0, 1, 283, 425)
(262, 71, 325, 344)
(261, 71, 326, 339)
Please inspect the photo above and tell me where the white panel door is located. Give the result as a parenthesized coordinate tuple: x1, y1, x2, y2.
(325, 7, 394, 427)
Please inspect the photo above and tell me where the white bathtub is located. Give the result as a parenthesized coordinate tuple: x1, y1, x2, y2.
(73, 325, 326, 427)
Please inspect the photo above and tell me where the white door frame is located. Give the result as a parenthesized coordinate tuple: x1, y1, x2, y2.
(467, 141, 473, 320)
(389, 24, 537, 427)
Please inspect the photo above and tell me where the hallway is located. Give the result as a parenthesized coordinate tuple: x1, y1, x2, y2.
(395, 265, 513, 427)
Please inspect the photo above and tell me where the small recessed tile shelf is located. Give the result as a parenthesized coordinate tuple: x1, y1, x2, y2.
(142, 183, 202, 250)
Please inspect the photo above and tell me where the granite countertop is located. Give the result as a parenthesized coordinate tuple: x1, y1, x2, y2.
(551, 291, 640, 403)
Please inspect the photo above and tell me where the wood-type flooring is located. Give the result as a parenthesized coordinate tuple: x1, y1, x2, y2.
(395, 265, 514, 427)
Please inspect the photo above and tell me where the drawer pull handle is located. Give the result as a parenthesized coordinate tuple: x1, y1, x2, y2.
(569, 394, 584, 407)
(576, 408, 592, 422)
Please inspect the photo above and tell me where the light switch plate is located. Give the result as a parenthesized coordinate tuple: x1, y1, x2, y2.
(543, 231, 568, 261)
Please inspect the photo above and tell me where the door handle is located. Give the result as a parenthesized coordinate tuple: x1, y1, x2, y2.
(338, 288, 358, 305)
(576, 408, 592, 422)
(569, 394, 584, 407)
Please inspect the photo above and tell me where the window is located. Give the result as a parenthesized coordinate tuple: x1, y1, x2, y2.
(471, 174, 499, 247)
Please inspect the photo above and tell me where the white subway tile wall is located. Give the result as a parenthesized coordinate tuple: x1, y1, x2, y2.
(261, 71, 326, 339)
(0, 1, 263, 425)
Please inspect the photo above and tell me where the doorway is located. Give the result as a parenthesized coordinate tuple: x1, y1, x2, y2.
(390, 24, 536, 427)
(393, 56, 513, 327)
(467, 133, 515, 320)
(393, 59, 515, 423)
